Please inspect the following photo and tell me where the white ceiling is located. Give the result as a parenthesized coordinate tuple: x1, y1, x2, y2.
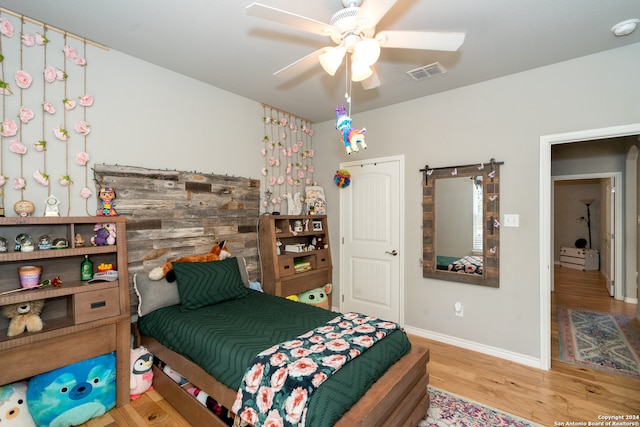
(1, 0, 638, 123)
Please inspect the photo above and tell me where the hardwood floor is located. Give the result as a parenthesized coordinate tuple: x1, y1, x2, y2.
(81, 265, 640, 426)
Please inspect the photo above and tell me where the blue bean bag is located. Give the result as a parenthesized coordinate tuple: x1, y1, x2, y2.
(27, 353, 116, 427)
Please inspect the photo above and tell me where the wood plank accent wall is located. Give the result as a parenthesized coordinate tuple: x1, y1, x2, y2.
(93, 164, 261, 316)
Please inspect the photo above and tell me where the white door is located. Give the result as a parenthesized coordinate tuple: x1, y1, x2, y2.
(340, 156, 403, 323)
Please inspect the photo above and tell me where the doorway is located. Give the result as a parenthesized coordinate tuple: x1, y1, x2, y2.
(339, 155, 404, 324)
(539, 123, 640, 370)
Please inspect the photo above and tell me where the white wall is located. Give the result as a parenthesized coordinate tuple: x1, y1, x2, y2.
(314, 42, 640, 361)
(1, 37, 265, 217)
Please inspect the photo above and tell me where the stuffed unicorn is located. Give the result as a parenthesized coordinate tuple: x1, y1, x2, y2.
(335, 105, 366, 154)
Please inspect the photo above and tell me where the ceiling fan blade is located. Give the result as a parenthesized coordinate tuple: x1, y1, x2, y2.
(274, 48, 326, 80)
(246, 3, 333, 37)
(361, 68, 381, 90)
(376, 30, 465, 51)
(355, 0, 397, 30)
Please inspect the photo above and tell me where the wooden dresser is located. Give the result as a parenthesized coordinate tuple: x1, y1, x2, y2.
(0, 216, 130, 406)
(560, 246, 599, 271)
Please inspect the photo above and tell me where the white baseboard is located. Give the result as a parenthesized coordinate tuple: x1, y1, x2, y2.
(403, 325, 543, 370)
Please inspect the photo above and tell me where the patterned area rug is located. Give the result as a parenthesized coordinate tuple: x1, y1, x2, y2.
(419, 386, 543, 427)
(558, 307, 640, 379)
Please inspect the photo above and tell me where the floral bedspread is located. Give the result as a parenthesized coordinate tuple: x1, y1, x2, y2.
(231, 312, 400, 427)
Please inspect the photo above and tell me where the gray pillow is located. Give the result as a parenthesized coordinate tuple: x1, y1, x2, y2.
(134, 274, 180, 317)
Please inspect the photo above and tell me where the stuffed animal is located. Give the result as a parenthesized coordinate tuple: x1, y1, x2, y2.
(27, 353, 116, 427)
(287, 283, 332, 310)
(0, 381, 36, 426)
(148, 241, 231, 281)
(1, 299, 45, 337)
(130, 347, 154, 400)
(91, 223, 116, 246)
(335, 105, 367, 154)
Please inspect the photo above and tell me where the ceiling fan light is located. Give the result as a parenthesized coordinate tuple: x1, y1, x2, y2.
(353, 37, 381, 66)
(351, 58, 373, 82)
(319, 46, 346, 76)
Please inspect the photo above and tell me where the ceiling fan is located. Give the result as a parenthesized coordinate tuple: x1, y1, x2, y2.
(245, 0, 465, 89)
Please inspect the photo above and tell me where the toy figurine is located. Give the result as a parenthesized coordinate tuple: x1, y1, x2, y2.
(335, 105, 367, 154)
(97, 187, 118, 216)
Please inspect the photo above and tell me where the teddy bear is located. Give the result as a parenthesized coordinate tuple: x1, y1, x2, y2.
(1, 299, 45, 337)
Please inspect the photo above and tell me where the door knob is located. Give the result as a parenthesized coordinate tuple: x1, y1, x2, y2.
(385, 250, 398, 256)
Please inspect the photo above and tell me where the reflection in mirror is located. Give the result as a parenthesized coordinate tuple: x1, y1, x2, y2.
(422, 161, 501, 287)
(435, 176, 483, 274)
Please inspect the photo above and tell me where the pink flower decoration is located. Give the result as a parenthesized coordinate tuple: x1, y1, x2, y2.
(19, 107, 34, 124)
(35, 33, 49, 45)
(75, 151, 90, 166)
(21, 33, 35, 47)
(0, 18, 14, 37)
(306, 178, 312, 185)
(78, 94, 94, 107)
(44, 66, 58, 83)
(43, 102, 56, 114)
(298, 171, 305, 179)
(277, 176, 285, 185)
(268, 157, 276, 167)
(289, 123, 297, 131)
(308, 130, 314, 137)
(9, 140, 27, 154)
(269, 176, 276, 186)
(1, 119, 18, 137)
(279, 118, 287, 127)
(55, 69, 67, 81)
(260, 148, 267, 156)
(308, 166, 314, 173)
(34, 140, 47, 152)
(33, 170, 49, 186)
(58, 175, 73, 186)
(261, 168, 268, 176)
(13, 178, 26, 190)
(287, 176, 294, 185)
(80, 187, 92, 199)
(280, 132, 286, 140)
(63, 98, 77, 110)
(53, 126, 69, 141)
(292, 145, 299, 153)
(308, 149, 314, 158)
(76, 57, 87, 66)
(64, 45, 77, 60)
(286, 148, 292, 157)
(0, 175, 6, 187)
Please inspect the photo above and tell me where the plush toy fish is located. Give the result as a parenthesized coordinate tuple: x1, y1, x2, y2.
(0, 381, 36, 427)
(130, 346, 154, 400)
(27, 353, 116, 427)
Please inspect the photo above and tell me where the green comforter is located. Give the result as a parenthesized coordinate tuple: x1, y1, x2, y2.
(137, 289, 410, 427)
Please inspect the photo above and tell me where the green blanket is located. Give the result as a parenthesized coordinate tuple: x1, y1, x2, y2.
(138, 290, 410, 427)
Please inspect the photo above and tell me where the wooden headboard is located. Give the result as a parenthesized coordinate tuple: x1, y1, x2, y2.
(94, 164, 261, 316)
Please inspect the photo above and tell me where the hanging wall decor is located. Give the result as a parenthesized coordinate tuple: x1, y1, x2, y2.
(260, 104, 315, 214)
(0, 8, 100, 217)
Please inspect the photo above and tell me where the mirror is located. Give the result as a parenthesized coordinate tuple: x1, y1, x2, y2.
(422, 161, 500, 287)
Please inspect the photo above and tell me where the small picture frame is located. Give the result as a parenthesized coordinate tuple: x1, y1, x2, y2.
(312, 220, 323, 231)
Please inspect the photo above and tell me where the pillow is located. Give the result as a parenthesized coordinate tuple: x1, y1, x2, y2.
(134, 274, 180, 317)
(174, 257, 249, 311)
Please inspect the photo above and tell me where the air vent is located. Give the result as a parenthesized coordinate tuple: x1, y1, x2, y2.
(407, 62, 447, 81)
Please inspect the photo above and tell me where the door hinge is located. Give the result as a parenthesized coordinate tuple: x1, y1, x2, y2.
(341, 294, 344, 303)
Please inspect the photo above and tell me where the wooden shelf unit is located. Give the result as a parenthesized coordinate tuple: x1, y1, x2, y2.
(258, 214, 332, 303)
(0, 216, 130, 407)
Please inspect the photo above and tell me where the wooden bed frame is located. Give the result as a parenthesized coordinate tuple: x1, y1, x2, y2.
(136, 329, 430, 427)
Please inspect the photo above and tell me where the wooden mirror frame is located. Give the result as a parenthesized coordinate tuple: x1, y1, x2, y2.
(422, 161, 501, 287)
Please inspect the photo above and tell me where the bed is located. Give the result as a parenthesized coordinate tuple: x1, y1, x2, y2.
(133, 257, 430, 427)
(436, 255, 483, 274)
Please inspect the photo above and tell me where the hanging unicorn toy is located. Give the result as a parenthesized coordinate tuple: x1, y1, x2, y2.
(335, 105, 366, 154)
